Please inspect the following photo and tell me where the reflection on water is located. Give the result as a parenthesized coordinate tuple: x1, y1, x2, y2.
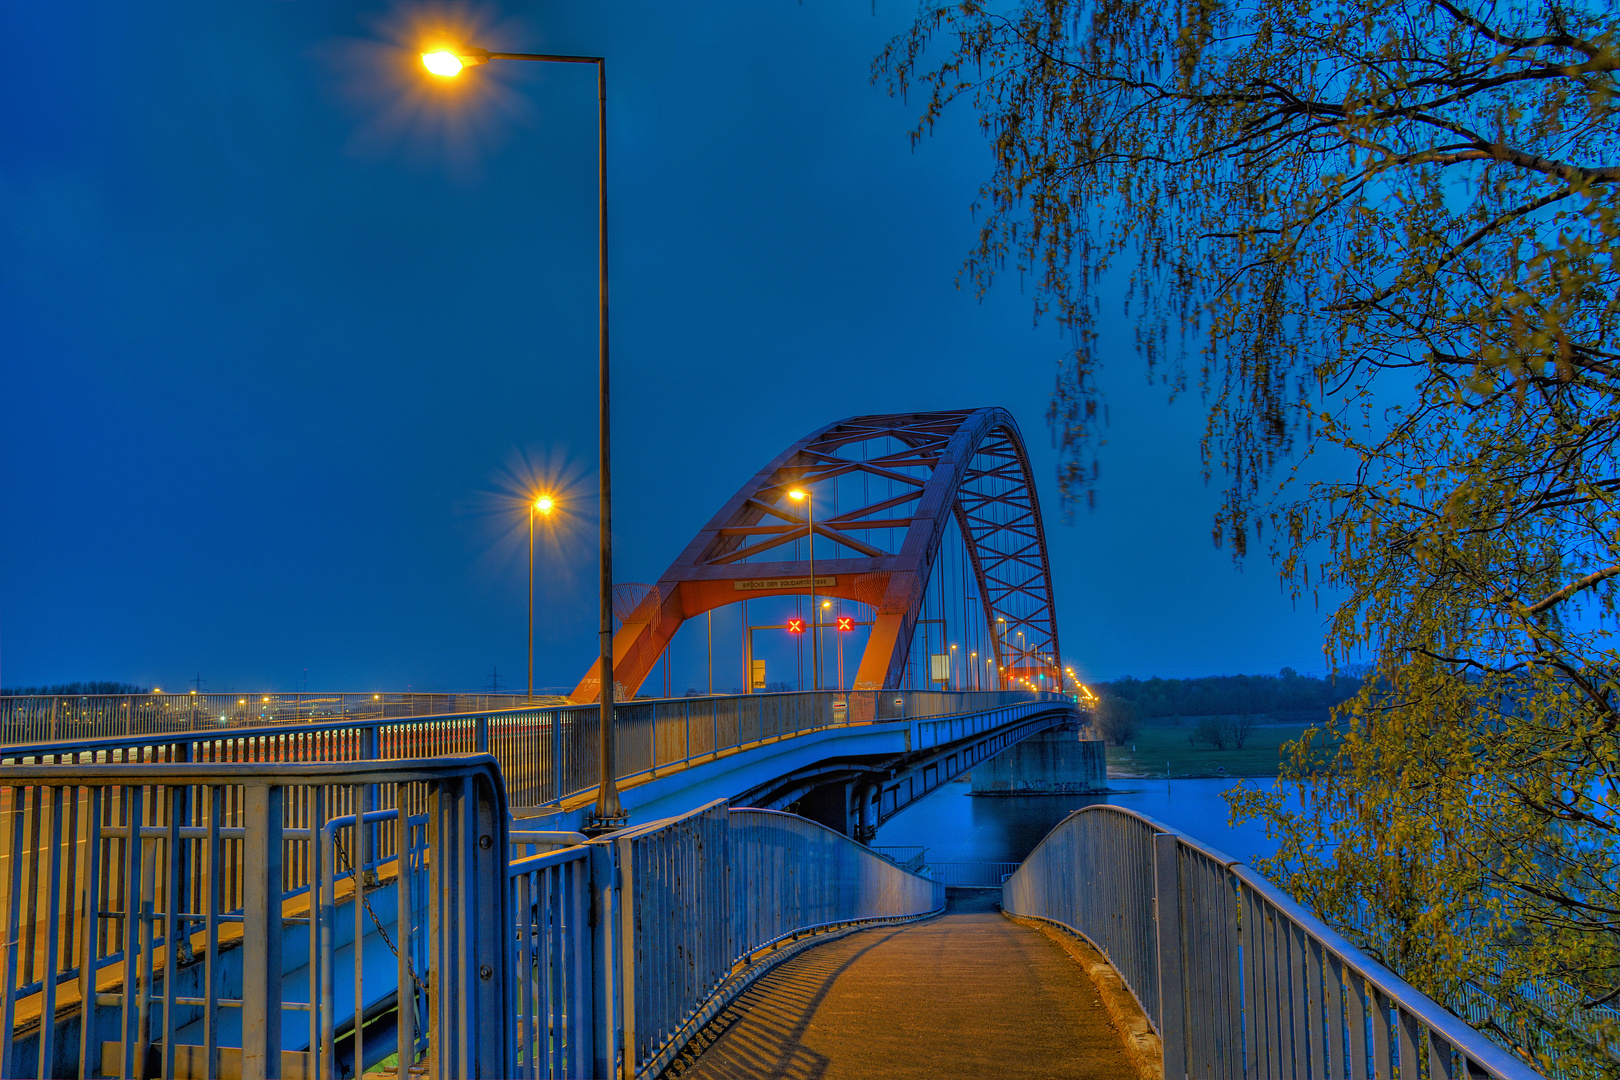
(873, 776, 1302, 868)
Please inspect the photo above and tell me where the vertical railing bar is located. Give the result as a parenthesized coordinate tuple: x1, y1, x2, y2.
(1292, 925, 1311, 1080)
(159, 787, 182, 1080)
(0, 785, 25, 1079)
(1397, 1006, 1421, 1080)
(352, 783, 366, 1077)
(396, 806, 414, 1080)
(203, 786, 223, 1080)
(76, 787, 105, 1080)
(1324, 949, 1344, 1080)
(36, 787, 65, 1080)
(319, 789, 335, 1080)
(1371, 988, 1393, 1080)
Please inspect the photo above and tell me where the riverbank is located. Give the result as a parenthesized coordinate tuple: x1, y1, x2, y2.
(1105, 714, 1333, 779)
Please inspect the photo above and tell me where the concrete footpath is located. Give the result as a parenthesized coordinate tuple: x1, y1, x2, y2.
(661, 891, 1140, 1080)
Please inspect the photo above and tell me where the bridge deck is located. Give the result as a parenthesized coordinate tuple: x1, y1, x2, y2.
(663, 891, 1138, 1080)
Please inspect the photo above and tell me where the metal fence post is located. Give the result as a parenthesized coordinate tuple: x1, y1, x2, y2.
(1154, 832, 1187, 1080)
(475, 713, 490, 754)
(241, 783, 285, 1080)
(588, 841, 622, 1080)
(618, 833, 637, 1080)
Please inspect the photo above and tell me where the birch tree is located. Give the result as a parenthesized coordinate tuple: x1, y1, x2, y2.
(879, 0, 1620, 1070)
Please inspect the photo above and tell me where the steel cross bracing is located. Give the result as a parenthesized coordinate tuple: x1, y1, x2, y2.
(571, 408, 1063, 701)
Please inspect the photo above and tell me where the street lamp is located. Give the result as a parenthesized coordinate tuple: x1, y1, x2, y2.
(529, 495, 555, 702)
(787, 488, 820, 691)
(422, 44, 623, 825)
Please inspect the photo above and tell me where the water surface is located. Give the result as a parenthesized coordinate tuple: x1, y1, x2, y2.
(873, 776, 1302, 867)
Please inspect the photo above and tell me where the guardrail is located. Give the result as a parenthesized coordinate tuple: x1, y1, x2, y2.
(2, 759, 945, 1080)
(593, 801, 944, 1080)
(1001, 805, 1545, 1080)
(1, 690, 1069, 811)
(0, 691, 536, 743)
(0, 757, 506, 1080)
(926, 861, 1021, 887)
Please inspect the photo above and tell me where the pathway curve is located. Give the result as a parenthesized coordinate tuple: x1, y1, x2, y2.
(662, 891, 1139, 1080)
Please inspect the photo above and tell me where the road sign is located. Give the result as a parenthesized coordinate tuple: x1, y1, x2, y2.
(836, 616, 853, 632)
(786, 618, 805, 634)
(751, 660, 766, 690)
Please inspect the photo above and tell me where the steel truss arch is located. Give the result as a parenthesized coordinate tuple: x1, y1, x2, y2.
(572, 408, 1062, 701)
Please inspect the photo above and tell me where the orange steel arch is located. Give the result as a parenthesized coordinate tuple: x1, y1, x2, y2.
(571, 408, 1062, 701)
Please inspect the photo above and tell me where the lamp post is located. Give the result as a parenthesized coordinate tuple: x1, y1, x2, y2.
(529, 495, 554, 702)
(422, 46, 623, 824)
(787, 489, 821, 691)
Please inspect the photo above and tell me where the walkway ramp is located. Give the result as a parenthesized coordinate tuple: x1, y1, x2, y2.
(665, 892, 1139, 1080)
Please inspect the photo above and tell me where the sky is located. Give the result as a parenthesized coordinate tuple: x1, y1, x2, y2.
(0, 2, 1334, 694)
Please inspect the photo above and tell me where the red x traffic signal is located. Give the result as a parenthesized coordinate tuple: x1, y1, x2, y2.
(836, 616, 854, 632)
(786, 618, 805, 634)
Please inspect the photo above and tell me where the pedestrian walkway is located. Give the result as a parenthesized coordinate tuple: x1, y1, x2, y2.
(662, 891, 1140, 1080)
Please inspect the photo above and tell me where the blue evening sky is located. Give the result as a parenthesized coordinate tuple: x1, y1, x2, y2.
(0, 2, 1331, 693)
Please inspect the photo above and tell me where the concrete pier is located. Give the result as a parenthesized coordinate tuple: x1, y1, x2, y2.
(970, 723, 1108, 794)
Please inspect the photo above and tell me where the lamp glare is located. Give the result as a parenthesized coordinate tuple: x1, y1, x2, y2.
(422, 50, 464, 77)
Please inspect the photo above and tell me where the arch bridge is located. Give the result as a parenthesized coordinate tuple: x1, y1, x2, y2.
(572, 407, 1065, 701)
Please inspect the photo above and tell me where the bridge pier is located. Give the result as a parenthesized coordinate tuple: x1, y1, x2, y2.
(970, 721, 1108, 794)
(791, 781, 859, 837)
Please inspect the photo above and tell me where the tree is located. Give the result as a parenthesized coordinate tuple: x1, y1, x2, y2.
(880, 0, 1620, 1070)
(1191, 714, 1228, 749)
(1225, 713, 1258, 750)
(1094, 695, 1141, 746)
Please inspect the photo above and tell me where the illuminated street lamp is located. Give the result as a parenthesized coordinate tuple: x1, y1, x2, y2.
(787, 488, 821, 691)
(421, 44, 623, 825)
(529, 495, 555, 702)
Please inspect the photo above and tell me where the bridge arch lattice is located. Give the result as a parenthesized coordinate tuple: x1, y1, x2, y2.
(571, 408, 1062, 700)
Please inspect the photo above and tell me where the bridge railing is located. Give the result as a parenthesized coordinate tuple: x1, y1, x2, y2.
(0, 757, 508, 1080)
(1, 758, 941, 1080)
(0, 691, 535, 743)
(595, 800, 943, 1080)
(1001, 805, 1544, 1080)
(1, 689, 1069, 811)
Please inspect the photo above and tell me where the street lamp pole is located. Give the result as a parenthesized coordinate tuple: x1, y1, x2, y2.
(422, 47, 623, 822)
(788, 489, 820, 691)
(529, 495, 554, 702)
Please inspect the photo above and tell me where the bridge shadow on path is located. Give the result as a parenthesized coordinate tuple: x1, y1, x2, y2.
(660, 890, 1138, 1080)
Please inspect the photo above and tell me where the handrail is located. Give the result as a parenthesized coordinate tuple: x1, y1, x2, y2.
(0, 756, 509, 1080)
(1002, 804, 1545, 1080)
(592, 799, 945, 1080)
(1, 689, 1073, 811)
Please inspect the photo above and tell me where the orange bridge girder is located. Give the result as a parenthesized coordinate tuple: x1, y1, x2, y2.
(571, 408, 1062, 702)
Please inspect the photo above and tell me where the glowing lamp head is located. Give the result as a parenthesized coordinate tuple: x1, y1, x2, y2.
(535, 495, 554, 514)
(787, 489, 806, 501)
(422, 50, 465, 77)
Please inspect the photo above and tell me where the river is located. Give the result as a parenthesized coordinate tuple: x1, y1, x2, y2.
(873, 776, 1304, 867)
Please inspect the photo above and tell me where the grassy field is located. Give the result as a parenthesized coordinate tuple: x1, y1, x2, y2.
(1105, 715, 1333, 778)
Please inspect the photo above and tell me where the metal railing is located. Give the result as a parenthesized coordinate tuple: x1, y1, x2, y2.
(1, 690, 1069, 811)
(2, 758, 946, 1080)
(871, 845, 928, 872)
(0, 691, 536, 743)
(594, 801, 944, 1080)
(0, 757, 507, 1080)
(1001, 805, 1545, 1080)
(926, 861, 1021, 887)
